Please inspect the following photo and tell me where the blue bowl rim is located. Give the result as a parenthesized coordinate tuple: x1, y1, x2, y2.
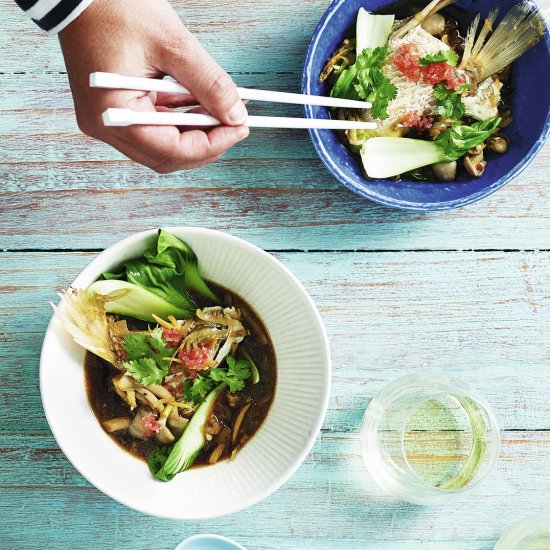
(301, 0, 550, 211)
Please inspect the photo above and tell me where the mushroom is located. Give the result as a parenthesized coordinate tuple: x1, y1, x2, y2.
(432, 161, 457, 182)
(167, 414, 189, 437)
(156, 427, 175, 445)
(421, 13, 446, 36)
(129, 406, 156, 439)
(464, 155, 487, 177)
(468, 143, 485, 156)
(103, 417, 131, 433)
(488, 135, 508, 154)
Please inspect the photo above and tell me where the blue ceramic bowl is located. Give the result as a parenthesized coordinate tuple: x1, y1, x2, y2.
(302, 0, 550, 211)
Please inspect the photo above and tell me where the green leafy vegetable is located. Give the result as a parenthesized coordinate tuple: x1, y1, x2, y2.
(87, 279, 191, 322)
(331, 47, 397, 120)
(419, 49, 459, 67)
(148, 445, 172, 477)
(242, 349, 260, 384)
(356, 9, 395, 54)
(435, 117, 502, 160)
(101, 229, 219, 320)
(183, 375, 216, 404)
(433, 83, 466, 120)
(210, 355, 252, 393)
(122, 328, 172, 385)
(125, 357, 166, 386)
(151, 383, 227, 481)
(181, 354, 253, 405)
(361, 117, 501, 178)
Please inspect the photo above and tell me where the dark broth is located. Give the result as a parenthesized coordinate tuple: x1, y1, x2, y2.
(84, 281, 277, 468)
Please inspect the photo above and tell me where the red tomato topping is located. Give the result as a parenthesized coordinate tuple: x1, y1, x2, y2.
(393, 45, 467, 90)
(422, 62, 466, 89)
(178, 345, 212, 371)
(392, 43, 422, 82)
(163, 328, 183, 348)
(140, 415, 162, 440)
(403, 112, 433, 131)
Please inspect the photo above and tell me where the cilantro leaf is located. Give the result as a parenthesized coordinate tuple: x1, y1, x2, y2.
(149, 327, 171, 359)
(331, 47, 397, 120)
(124, 357, 166, 386)
(210, 355, 252, 393)
(433, 83, 466, 120)
(123, 333, 154, 360)
(182, 375, 216, 405)
(419, 50, 459, 67)
(148, 445, 172, 477)
(354, 47, 397, 120)
(122, 328, 172, 386)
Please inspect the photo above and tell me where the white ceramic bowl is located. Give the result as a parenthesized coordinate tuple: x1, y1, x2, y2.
(40, 227, 331, 519)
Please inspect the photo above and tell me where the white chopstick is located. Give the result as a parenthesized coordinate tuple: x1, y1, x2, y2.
(90, 72, 372, 110)
(102, 108, 378, 130)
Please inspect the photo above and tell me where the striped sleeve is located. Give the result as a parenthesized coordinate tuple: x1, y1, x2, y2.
(15, 0, 96, 35)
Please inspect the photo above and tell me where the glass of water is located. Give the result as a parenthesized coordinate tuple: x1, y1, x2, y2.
(494, 513, 550, 549)
(360, 371, 501, 505)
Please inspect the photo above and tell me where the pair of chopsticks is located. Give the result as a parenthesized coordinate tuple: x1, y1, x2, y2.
(89, 72, 377, 130)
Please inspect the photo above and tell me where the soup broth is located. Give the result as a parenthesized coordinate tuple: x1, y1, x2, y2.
(84, 281, 277, 468)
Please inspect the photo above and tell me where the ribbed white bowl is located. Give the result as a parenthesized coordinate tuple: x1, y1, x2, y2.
(40, 228, 331, 519)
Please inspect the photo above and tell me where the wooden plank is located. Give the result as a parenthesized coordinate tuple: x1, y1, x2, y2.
(2, 250, 549, 433)
(1, 431, 549, 548)
(0, 0, 327, 73)
(2, 179, 550, 250)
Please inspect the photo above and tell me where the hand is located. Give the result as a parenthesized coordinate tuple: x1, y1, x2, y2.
(58, 0, 249, 173)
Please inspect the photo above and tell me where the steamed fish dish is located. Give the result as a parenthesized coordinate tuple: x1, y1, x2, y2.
(54, 229, 276, 482)
(320, 0, 546, 181)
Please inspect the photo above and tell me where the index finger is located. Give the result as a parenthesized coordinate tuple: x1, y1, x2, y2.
(117, 123, 249, 172)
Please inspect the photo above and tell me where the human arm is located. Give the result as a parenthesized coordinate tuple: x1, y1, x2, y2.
(16, 0, 249, 172)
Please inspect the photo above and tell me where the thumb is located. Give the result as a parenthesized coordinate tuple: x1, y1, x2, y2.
(157, 29, 248, 126)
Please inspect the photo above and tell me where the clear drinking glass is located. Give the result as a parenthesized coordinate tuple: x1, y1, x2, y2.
(360, 371, 501, 505)
(494, 513, 550, 549)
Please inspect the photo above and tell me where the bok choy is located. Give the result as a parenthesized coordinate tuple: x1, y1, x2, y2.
(95, 229, 219, 320)
(87, 279, 191, 322)
(149, 382, 227, 481)
(361, 117, 501, 178)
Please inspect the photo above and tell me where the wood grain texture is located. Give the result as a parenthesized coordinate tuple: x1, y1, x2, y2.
(1, 251, 550, 549)
(2, 0, 550, 547)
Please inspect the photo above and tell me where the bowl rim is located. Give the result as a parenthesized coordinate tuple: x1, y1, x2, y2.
(301, 0, 550, 211)
(39, 227, 332, 519)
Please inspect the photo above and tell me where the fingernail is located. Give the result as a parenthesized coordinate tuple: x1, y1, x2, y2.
(228, 100, 248, 125)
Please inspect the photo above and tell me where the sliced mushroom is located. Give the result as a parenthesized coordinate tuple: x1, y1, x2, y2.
(468, 143, 485, 156)
(103, 417, 131, 433)
(432, 161, 457, 182)
(129, 406, 155, 439)
(232, 402, 253, 445)
(167, 414, 189, 437)
(147, 384, 174, 401)
(464, 155, 487, 177)
(156, 426, 175, 445)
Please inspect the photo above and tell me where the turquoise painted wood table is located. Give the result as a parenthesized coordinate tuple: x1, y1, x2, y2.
(1, 1, 550, 548)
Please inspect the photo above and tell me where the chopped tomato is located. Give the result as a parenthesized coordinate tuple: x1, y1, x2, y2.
(403, 112, 433, 131)
(393, 45, 467, 90)
(392, 43, 422, 82)
(140, 415, 162, 440)
(163, 328, 183, 348)
(422, 62, 467, 90)
(178, 345, 212, 371)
